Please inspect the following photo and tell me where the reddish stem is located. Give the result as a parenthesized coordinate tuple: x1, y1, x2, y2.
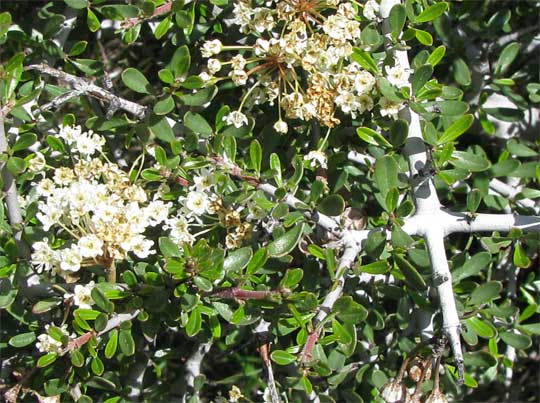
(300, 329, 320, 363)
(123, 1, 173, 29)
(212, 287, 277, 300)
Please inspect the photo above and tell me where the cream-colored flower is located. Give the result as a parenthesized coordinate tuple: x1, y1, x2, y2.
(73, 282, 95, 309)
(224, 111, 249, 128)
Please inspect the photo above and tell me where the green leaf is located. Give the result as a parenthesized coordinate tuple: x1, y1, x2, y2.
(463, 351, 496, 367)
(280, 268, 303, 289)
(499, 331, 531, 349)
(153, 96, 175, 115)
(91, 356, 104, 376)
(267, 224, 305, 257)
(495, 42, 520, 75)
(437, 114, 474, 144)
(122, 68, 152, 94)
(271, 350, 296, 365)
(438, 100, 469, 116)
(186, 308, 202, 337)
(64, 0, 87, 9)
(507, 140, 537, 157)
(68, 41, 88, 57)
(45, 135, 65, 153)
(415, 2, 448, 23)
(119, 329, 135, 356)
(9, 332, 36, 348)
(453, 58, 471, 86)
(351, 48, 379, 74)
(148, 115, 175, 143)
(452, 252, 491, 283)
(518, 323, 540, 336)
(250, 140, 262, 173)
(374, 156, 398, 198)
(412, 65, 433, 94)
(177, 85, 217, 107)
(193, 276, 213, 292)
(184, 111, 212, 137)
(389, 119, 408, 148)
(450, 151, 491, 172)
(385, 188, 399, 213)
(393, 254, 427, 291)
(159, 237, 182, 258)
(415, 29, 433, 46)
(334, 297, 368, 323)
(91, 287, 113, 313)
(246, 248, 267, 275)
(357, 127, 379, 146)
(426, 45, 446, 66)
(32, 298, 62, 314)
(317, 194, 345, 217)
(158, 69, 174, 84)
(389, 4, 406, 39)
(12, 133, 37, 152)
(490, 159, 520, 177)
(357, 260, 390, 275)
(7, 156, 26, 175)
(154, 16, 172, 40)
(38, 353, 58, 368)
(468, 281, 502, 306)
(169, 45, 191, 78)
(224, 247, 252, 272)
(391, 226, 414, 249)
(71, 350, 85, 367)
(332, 319, 352, 344)
(87, 9, 101, 33)
(466, 189, 482, 213)
(466, 317, 495, 339)
(105, 329, 118, 359)
(513, 243, 531, 268)
(270, 153, 282, 186)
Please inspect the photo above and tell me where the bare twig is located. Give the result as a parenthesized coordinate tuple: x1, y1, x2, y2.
(25, 64, 148, 119)
(300, 233, 364, 363)
(254, 319, 281, 403)
(181, 341, 212, 403)
(123, 1, 173, 29)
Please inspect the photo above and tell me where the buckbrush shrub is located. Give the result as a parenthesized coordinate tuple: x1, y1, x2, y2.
(0, 1, 538, 402)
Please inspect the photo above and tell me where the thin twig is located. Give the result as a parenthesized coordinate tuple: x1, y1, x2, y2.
(25, 64, 148, 119)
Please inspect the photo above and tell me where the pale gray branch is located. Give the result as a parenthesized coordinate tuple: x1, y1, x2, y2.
(25, 64, 148, 119)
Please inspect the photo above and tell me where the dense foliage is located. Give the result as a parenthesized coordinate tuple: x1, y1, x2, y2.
(0, 1, 538, 402)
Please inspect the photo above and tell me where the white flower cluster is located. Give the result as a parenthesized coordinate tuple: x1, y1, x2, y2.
(164, 167, 215, 246)
(30, 126, 171, 278)
(57, 124, 105, 157)
(35, 324, 72, 354)
(201, 0, 409, 130)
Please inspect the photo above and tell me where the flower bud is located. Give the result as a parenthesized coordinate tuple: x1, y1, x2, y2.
(381, 379, 406, 403)
(424, 390, 449, 403)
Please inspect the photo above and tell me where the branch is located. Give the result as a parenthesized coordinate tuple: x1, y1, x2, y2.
(300, 233, 364, 362)
(25, 64, 148, 119)
(210, 287, 280, 300)
(381, 3, 462, 381)
(347, 151, 375, 165)
(423, 227, 464, 383)
(254, 319, 281, 403)
(123, 1, 173, 29)
(181, 341, 212, 403)
(97, 310, 140, 336)
(62, 310, 140, 353)
(0, 114, 29, 257)
(210, 156, 341, 234)
(490, 179, 538, 212)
